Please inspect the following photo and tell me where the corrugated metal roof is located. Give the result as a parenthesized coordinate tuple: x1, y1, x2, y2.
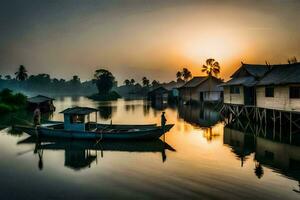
(257, 63, 300, 86)
(60, 107, 98, 115)
(27, 95, 55, 103)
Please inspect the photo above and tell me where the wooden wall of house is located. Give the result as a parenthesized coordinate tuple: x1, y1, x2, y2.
(203, 91, 222, 102)
(224, 86, 244, 105)
(181, 78, 223, 102)
(256, 85, 300, 111)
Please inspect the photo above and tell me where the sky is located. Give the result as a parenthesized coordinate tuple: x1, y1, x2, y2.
(0, 0, 300, 83)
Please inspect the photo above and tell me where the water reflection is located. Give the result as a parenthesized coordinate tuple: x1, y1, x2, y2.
(178, 104, 222, 128)
(18, 137, 176, 171)
(1, 98, 299, 199)
(98, 102, 117, 120)
(224, 120, 300, 188)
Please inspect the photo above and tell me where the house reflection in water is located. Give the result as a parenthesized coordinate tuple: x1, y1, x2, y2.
(224, 121, 300, 187)
(178, 104, 222, 141)
(178, 104, 222, 128)
(18, 137, 176, 171)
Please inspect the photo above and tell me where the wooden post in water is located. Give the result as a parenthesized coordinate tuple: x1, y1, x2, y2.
(279, 112, 282, 142)
(290, 112, 292, 144)
(273, 109, 276, 140)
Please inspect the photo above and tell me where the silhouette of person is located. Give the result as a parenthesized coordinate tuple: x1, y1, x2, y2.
(33, 105, 41, 126)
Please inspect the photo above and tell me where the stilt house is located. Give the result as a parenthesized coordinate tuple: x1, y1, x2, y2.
(221, 63, 269, 105)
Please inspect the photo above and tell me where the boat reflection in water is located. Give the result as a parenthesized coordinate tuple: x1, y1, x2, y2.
(17, 137, 176, 171)
(224, 120, 300, 192)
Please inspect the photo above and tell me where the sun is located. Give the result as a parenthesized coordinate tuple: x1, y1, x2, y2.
(182, 31, 245, 65)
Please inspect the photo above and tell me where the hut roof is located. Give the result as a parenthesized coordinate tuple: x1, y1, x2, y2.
(60, 107, 98, 115)
(181, 76, 207, 88)
(27, 95, 55, 104)
(180, 76, 223, 89)
(231, 64, 270, 78)
(148, 86, 169, 95)
(257, 63, 300, 86)
(220, 77, 257, 87)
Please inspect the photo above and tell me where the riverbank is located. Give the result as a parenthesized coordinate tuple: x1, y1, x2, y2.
(0, 89, 27, 113)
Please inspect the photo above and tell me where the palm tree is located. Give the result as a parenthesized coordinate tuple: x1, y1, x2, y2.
(142, 77, 150, 87)
(176, 71, 182, 81)
(202, 58, 220, 77)
(15, 65, 28, 81)
(182, 68, 192, 82)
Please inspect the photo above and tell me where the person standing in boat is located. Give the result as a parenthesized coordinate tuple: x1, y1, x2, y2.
(33, 105, 41, 126)
(161, 112, 167, 132)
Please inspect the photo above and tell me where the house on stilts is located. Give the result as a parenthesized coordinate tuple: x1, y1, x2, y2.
(222, 63, 269, 106)
(221, 62, 300, 144)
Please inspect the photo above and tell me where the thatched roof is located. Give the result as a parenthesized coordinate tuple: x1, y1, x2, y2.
(257, 63, 300, 86)
(27, 95, 55, 104)
(60, 107, 98, 115)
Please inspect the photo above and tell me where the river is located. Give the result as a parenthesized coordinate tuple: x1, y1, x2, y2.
(0, 97, 299, 199)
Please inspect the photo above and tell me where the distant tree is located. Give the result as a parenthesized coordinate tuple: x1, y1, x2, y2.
(130, 79, 135, 85)
(124, 79, 130, 86)
(15, 65, 28, 81)
(142, 77, 150, 87)
(93, 69, 115, 94)
(5, 75, 11, 80)
(202, 58, 220, 77)
(176, 71, 182, 81)
(70, 75, 81, 86)
(151, 80, 160, 87)
(182, 68, 192, 82)
(0, 75, 2, 80)
(287, 56, 298, 64)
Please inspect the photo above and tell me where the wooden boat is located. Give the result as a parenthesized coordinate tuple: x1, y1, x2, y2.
(44, 120, 157, 129)
(15, 106, 174, 140)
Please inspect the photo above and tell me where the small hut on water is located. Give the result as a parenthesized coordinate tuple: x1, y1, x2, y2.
(27, 95, 55, 112)
(179, 76, 223, 104)
(148, 86, 169, 103)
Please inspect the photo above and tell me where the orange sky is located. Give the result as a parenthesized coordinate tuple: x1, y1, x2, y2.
(0, 1, 300, 83)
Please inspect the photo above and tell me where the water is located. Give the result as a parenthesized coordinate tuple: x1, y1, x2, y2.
(0, 97, 299, 200)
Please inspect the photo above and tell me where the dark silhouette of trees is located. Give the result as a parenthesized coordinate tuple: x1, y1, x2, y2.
(70, 75, 81, 89)
(176, 71, 182, 81)
(151, 80, 160, 87)
(15, 65, 28, 81)
(142, 77, 150, 87)
(124, 79, 130, 86)
(93, 69, 115, 94)
(182, 68, 192, 82)
(202, 58, 220, 77)
(5, 75, 11, 80)
(287, 56, 298, 64)
(130, 79, 135, 85)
